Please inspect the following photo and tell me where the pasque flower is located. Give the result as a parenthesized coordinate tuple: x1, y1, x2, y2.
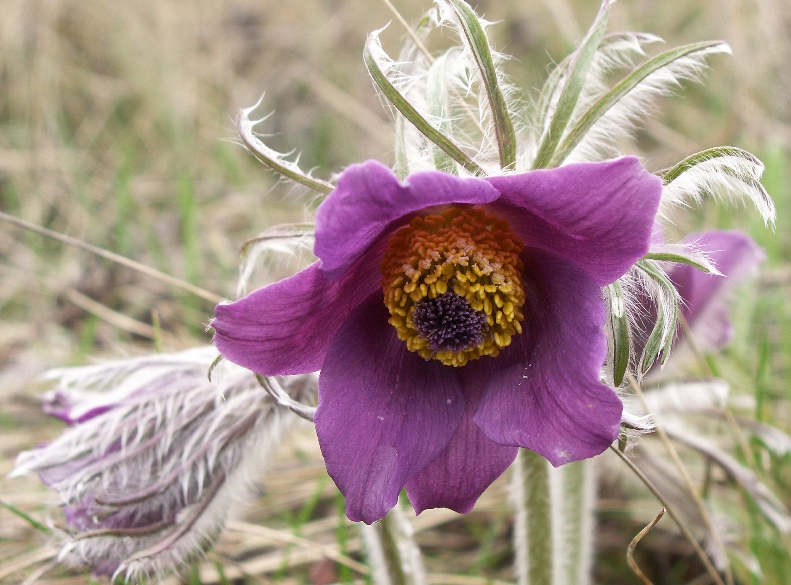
(14, 348, 314, 580)
(212, 156, 662, 523)
(667, 230, 764, 352)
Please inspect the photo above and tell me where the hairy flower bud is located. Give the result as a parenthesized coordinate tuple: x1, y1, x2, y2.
(14, 347, 316, 581)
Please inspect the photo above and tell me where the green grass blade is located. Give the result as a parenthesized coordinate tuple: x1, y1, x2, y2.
(532, 0, 613, 169)
(364, 33, 485, 177)
(551, 40, 729, 167)
(213, 561, 231, 585)
(0, 499, 52, 535)
(443, 0, 517, 169)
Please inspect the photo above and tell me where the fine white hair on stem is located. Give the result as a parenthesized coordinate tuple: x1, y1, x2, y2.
(556, 461, 596, 585)
(434, 0, 523, 169)
(361, 499, 427, 585)
(617, 260, 682, 378)
(661, 149, 776, 225)
(528, 32, 662, 165)
(367, 8, 520, 175)
(648, 240, 722, 275)
(13, 347, 317, 582)
(565, 42, 732, 164)
(366, 25, 444, 175)
(236, 95, 334, 194)
(391, 8, 451, 177)
(236, 223, 316, 297)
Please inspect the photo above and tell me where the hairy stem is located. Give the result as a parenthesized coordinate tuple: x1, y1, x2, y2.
(560, 461, 595, 585)
(362, 498, 426, 585)
(512, 449, 554, 585)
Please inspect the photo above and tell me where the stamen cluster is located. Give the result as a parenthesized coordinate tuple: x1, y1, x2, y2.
(381, 207, 526, 366)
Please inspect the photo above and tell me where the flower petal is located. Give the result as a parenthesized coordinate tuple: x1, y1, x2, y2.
(474, 250, 623, 466)
(315, 160, 500, 279)
(671, 230, 764, 351)
(212, 240, 384, 375)
(405, 361, 518, 514)
(486, 157, 662, 286)
(315, 294, 465, 524)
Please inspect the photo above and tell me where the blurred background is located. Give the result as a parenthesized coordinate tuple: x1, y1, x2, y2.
(1, 0, 788, 583)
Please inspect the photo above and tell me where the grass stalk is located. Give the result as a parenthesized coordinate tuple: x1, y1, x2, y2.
(626, 371, 734, 585)
(609, 446, 725, 585)
(0, 211, 221, 304)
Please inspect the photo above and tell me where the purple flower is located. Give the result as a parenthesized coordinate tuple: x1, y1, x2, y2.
(212, 157, 662, 523)
(669, 230, 764, 351)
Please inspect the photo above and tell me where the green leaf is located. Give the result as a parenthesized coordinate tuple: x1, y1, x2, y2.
(607, 280, 630, 386)
(660, 145, 762, 184)
(443, 0, 516, 169)
(660, 145, 775, 226)
(644, 250, 719, 274)
(237, 99, 334, 194)
(637, 259, 680, 373)
(364, 34, 485, 176)
(531, 0, 613, 169)
(533, 32, 653, 133)
(641, 301, 666, 375)
(550, 40, 730, 167)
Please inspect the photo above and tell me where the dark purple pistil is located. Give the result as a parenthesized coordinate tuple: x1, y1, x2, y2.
(412, 292, 488, 353)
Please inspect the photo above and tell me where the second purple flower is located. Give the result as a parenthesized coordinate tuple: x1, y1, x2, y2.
(212, 156, 662, 523)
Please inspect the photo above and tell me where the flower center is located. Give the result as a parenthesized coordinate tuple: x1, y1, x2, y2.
(412, 292, 489, 353)
(380, 207, 526, 367)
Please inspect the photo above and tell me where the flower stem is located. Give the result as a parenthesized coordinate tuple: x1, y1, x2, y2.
(512, 449, 554, 585)
(559, 461, 595, 585)
(361, 497, 426, 585)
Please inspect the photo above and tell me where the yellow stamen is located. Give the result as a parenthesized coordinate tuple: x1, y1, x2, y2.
(381, 207, 526, 367)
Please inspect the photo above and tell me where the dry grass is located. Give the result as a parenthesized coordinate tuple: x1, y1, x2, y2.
(1, 0, 790, 583)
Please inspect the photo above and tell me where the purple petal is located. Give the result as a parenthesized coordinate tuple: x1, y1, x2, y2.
(213, 240, 385, 375)
(315, 294, 465, 524)
(405, 361, 518, 514)
(315, 160, 501, 279)
(43, 390, 114, 425)
(486, 157, 662, 286)
(474, 249, 623, 466)
(671, 230, 764, 351)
